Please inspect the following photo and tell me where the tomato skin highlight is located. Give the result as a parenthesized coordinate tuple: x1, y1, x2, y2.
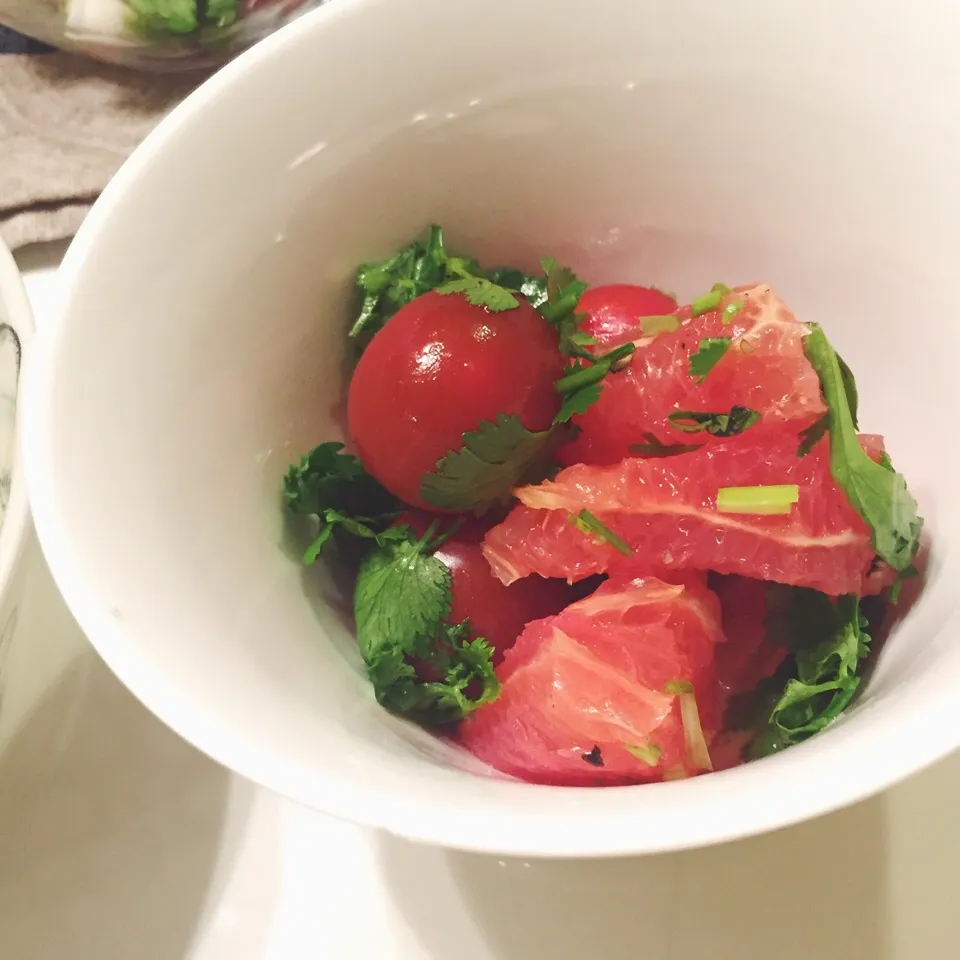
(347, 291, 564, 510)
(403, 513, 573, 665)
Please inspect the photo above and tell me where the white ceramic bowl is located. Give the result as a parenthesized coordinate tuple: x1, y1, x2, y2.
(21, 0, 960, 857)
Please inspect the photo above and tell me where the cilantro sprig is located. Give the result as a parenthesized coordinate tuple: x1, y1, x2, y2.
(751, 592, 872, 757)
(355, 523, 501, 724)
(350, 225, 516, 353)
(283, 442, 402, 562)
(803, 325, 922, 571)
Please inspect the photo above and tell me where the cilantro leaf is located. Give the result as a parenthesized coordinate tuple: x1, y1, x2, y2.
(536, 258, 591, 358)
(752, 594, 871, 756)
(837, 350, 860, 429)
(284, 442, 394, 517)
(435, 276, 520, 312)
(803, 325, 922, 571)
(570, 509, 632, 556)
(420, 413, 554, 512)
(796, 414, 828, 457)
(629, 432, 703, 458)
(688, 337, 731, 383)
(668, 406, 760, 437)
(355, 535, 452, 662)
(283, 442, 401, 562)
(353, 525, 503, 725)
(555, 384, 602, 424)
(349, 225, 492, 353)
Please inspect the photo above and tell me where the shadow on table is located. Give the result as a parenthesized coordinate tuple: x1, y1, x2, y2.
(378, 778, 901, 960)
(0, 644, 255, 960)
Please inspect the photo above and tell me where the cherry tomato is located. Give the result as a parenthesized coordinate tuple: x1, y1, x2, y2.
(557, 284, 679, 465)
(348, 291, 564, 509)
(578, 284, 678, 348)
(404, 513, 573, 663)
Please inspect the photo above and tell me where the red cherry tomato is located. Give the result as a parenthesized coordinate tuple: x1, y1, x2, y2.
(557, 284, 679, 466)
(348, 291, 564, 510)
(403, 513, 573, 663)
(578, 284, 678, 348)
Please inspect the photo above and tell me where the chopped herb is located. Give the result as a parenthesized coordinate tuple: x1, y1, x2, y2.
(641, 314, 681, 336)
(752, 595, 870, 756)
(518, 258, 637, 424)
(570, 509, 632, 555)
(582, 745, 604, 767)
(688, 337, 731, 383)
(537, 258, 590, 356)
(420, 413, 554, 512)
(717, 484, 800, 516)
(803, 325, 922, 571)
(555, 384, 602, 424)
(553, 342, 636, 425)
(796, 414, 829, 457)
(673, 683, 713, 771)
(668, 406, 761, 437)
(283, 442, 402, 562)
(722, 300, 745, 324)
(691, 283, 732, 317)
(435, 276, 520, 312)
(629, 432, 703, 458)
(625, 743, 663, 766)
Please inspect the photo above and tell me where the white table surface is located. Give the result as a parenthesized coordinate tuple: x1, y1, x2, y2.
(2, 243, 959, 960)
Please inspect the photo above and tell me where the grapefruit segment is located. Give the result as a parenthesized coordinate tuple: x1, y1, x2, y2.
(559, 284, 827, 466)
(483, 434, 886, 596)
(459, 573, 725, 785)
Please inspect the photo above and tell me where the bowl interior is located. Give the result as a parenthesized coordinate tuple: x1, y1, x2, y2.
(25, 0, 960, 855)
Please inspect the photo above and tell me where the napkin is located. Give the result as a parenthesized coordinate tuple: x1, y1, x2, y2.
(0, 28, 203, 250)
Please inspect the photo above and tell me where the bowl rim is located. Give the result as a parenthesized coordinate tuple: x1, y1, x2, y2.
(0, 238, 34, 607)
(20, 0, 960, 858)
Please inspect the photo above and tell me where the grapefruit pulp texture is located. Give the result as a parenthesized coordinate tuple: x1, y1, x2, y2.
(459, 572, 725, 785)
(483, 433, 891, 597)
(559, 284, 826, 466)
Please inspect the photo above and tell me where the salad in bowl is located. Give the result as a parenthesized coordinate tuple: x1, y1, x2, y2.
(285, 226, 923, 787)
